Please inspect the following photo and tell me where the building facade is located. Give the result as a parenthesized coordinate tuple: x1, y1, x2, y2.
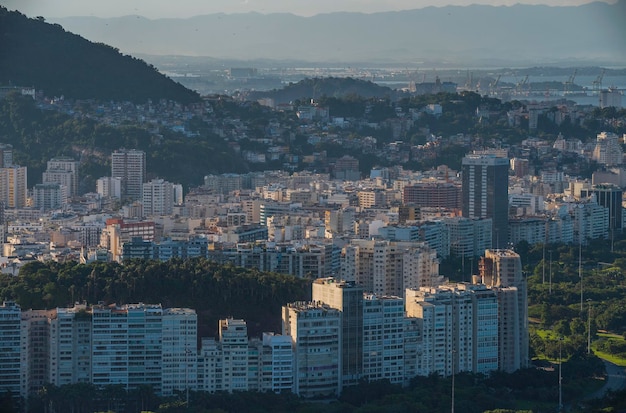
(282, 302, 342, 398)
(479, 249, 529, 373)
(111, 149, 146, 202)
(462, 154, 509, 249)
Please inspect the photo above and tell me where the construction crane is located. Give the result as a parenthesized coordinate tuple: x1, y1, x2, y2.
(564, 69, 577, 94)
(592, 69, 605, 93)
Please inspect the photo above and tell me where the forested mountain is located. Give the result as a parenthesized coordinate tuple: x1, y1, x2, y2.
(0, 7, 200, 103)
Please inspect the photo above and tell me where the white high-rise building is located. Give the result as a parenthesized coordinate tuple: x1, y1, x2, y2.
(111, 149, 146, 201)
(341, 239, 439, 297)
(33, 183, 67, 211)
(48, 304, 92, 387)
(197, 338, 222, 393)
(593, 132, 623, 166)
(406, 287, 454, 377)
(91, 303, 163, 392)
(219, 318, 249, 392)
(96, 176, 122, 199)
(196, 329, 293, 395)
(42, 157, 79, 197)
(282, 301, 342, 398)
(402, 244, 440, 290)
(469, 285, 499, 374)
(261, 333, 293, 393)
(479, 249, 529, 373)
(362, 294, 406, 384)
(571, 201, 609, 244)
(406, 283, 499, 378)
(161, 308, 198, 396)
(142, 178, 175, 217)
(445, 217, 492, 258)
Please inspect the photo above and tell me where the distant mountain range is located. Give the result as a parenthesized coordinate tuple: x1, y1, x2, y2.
(47, 1, 626, 67)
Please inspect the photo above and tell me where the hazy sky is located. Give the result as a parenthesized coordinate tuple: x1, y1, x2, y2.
(3, 0, 615, 18)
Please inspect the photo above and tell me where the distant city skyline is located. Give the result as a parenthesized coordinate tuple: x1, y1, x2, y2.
(3, 0, 616, 19)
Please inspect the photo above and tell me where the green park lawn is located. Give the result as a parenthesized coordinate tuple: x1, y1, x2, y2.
(592, 332, 626, 367)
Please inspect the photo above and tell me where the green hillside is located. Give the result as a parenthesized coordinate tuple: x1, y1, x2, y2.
(0, 7, 200, 104)
(247, 76, 401, 104)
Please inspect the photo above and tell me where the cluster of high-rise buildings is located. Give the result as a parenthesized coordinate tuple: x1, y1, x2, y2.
(0, 248, 527, 401)
(1, 135, 625, 269)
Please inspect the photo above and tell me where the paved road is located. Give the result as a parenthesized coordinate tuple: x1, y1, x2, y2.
(585, 360, 626, 401)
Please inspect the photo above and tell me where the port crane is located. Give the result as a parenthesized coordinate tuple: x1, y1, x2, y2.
(563, 69, 577, 94)
(515, 75, 529, 95)
(489, 74, 501, 96)
(592, 69, 605, 93)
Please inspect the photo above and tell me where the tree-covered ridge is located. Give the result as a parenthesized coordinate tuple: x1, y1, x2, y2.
(246, 77, 399, 104)
(0, 94, 247, 189)
(0, 7, 200, 104)
(0, 259, 311, 338)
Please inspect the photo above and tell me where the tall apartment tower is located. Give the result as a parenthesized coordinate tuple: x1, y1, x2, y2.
(362, 294, 406, 385)
(406, 283, 499, 378)
(161, 308, 198, 396)
(261, 333, 293, 394)
(581, 183, 623, 232)
(111, 149, 146, 202)
(142, 178, 175, 217)
(462, 154, 509, 249)
(22, 309, 55, 395)
(96, 176, 122, 199)
(341, 239, 439, 297)
(479, 249, 529, 373)
(91, 303, 163, 392)
(592, 132, 623, 166)
(48, 304, 93, 387)
(0, 143, 14, 167)
(0, 301, 24, 399)
(0, 201, 5, 243)
(0, 165, 27, 208)
(282, 302, 342, 398)
(42, 156, 79, 197)
(219, 318, 249, 393)
(312, 278, 363, 387)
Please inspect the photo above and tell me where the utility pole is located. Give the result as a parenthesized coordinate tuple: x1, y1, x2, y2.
(559, 337, 564, 412)
(549, 251, 553, 294)
(451, 349, 456, 413)
(542, 242, 546, 284)
(587, 298, 591, 354)
(579, 238, 583, 314)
